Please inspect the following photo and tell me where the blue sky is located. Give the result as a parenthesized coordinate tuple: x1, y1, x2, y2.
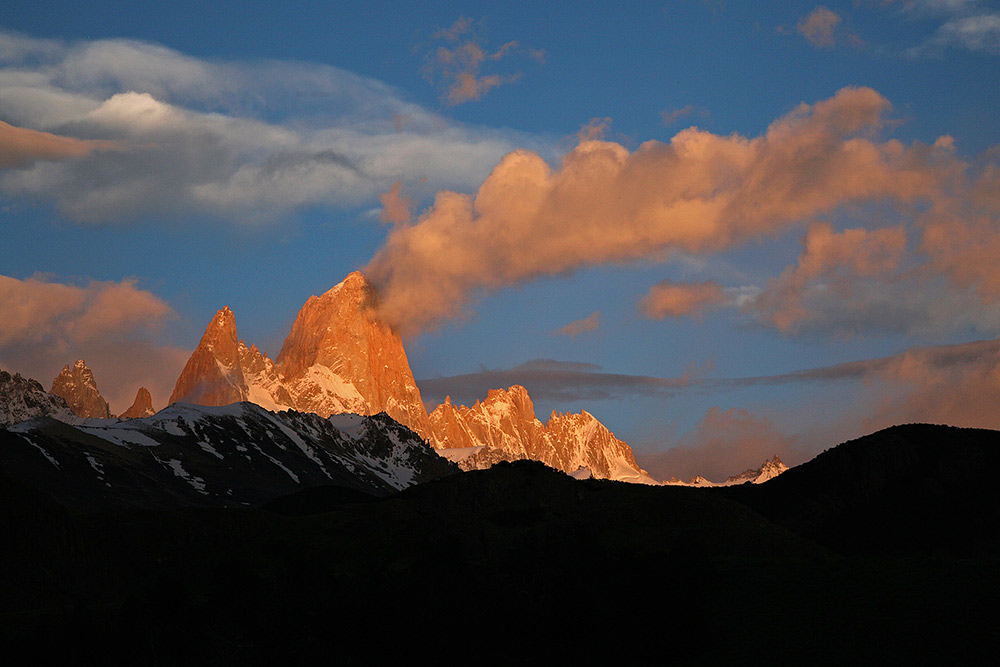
(3, 1, 1000, 479)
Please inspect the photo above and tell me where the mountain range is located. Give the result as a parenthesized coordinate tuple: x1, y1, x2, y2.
(32, 270, 739, 484)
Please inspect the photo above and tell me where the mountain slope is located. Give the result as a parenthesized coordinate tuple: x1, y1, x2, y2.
(1, 402, 458, 510)
(721, 423, 1000, 555)
(1, 369, 73, 427)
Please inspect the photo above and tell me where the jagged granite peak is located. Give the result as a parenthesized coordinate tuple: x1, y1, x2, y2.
(50, 360, 110, 419)
(275, 271, 431, 435)
(427, 385, 655, 483)
(663, 454, 790, 487)
(119, 386, 155, 419)
(169, 306, 248, 406)
(725, 454, 788, 485)
(165, 275, 649, 484)
(1, 368, 73, 426)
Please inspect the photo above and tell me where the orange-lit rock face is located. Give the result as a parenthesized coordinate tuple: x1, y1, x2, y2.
(168, 306, 247, 407)
(427, 384, 648, 481)
(166, 272, 648, 482)
(50, 359, 111, 419)
(119, 386, 155, 419)
(275, 271, 431, 436)
(168, 273, 431, 437)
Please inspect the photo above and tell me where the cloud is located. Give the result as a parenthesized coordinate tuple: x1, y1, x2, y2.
(932, 13, 1000, 53)
(379, 180, 413, 225)
(866, 337, 1000, 430)
(0, 274, 187, 411)
(797, 7, 844, 47)
(0, 30, 543, 222)
(366, 86, 958, 335)
(640, 280, 728, 319)
(660, 105, 708, 126)
(554, 311, 601, 337)
(751, 222, 909, 332)
(638, 407, 801, 483)
(417, 358, 693, 407)
(423, 18, 542, 106)
(880, 0, 1000, 54)
(0, 119, 118, 168)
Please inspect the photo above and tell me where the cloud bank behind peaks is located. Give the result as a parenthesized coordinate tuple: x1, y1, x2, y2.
(365, 86, 948, 336)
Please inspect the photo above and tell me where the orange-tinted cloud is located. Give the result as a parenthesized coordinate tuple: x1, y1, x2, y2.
(797, 7, 843, 47)
(425, 19, 540, 106)
(379, 180, 413, 225)
(366, 86, 947, 335)
(555, 311, 601, 337)
(640, 280, 727, 319)
(864, 338, 1000, 431)
(660, 105, 708, 126)
(753, 222, 908, 332)
(0, 119, 117, 168)
(0, 274, 185, 411)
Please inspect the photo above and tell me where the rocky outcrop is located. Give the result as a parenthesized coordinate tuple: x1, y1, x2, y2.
(168, 306, 247, 406)
(275, 271, 431, 436)
(119, 387, 155, 419)
(169, 273, 431, 437)
(1, 368, 73, 426)
(725, 455, 788, 485)
(167, 272, 651, 483)
(50, 360, 110, 419)
(427, 385, 654, 483)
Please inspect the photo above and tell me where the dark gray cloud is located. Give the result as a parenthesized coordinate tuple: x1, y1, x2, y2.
(417, 338, 1000, 406)
(417, 358, 692, 405)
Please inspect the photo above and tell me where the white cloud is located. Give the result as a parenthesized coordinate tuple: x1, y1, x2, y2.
(0, 31, 546, 222)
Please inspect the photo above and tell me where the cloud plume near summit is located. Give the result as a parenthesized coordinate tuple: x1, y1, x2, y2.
(366, 86, 999, 336)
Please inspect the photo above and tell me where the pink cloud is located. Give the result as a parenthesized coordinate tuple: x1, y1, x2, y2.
(366, 87, 950, 335)
(797, 7, 843, 47)
(424, 19, 539, 106)
(555, 311, 601, 337)
(0, 274, 185, 412)
(0, 120, 117, 169)
(379, 181, 413, 225)
(753, 222, 908, 332)
(640, 281, 727, 319)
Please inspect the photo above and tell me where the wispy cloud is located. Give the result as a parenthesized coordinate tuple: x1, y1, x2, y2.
(554, 311, 601, 337)
(781, 6, 863, 49)
(640, 280, 729, 319)
(0, 120, 119, 168)
(797, 7, 845, 47)
(930, 13, 1000, 52)
(880, 0, 1000, 54)
(417, 338, 1000, 407)
(417, 358, 694, 406)
(0, 30, 545, 222)
(660, 105, 708, 126)
(423, 18, 543, 106)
